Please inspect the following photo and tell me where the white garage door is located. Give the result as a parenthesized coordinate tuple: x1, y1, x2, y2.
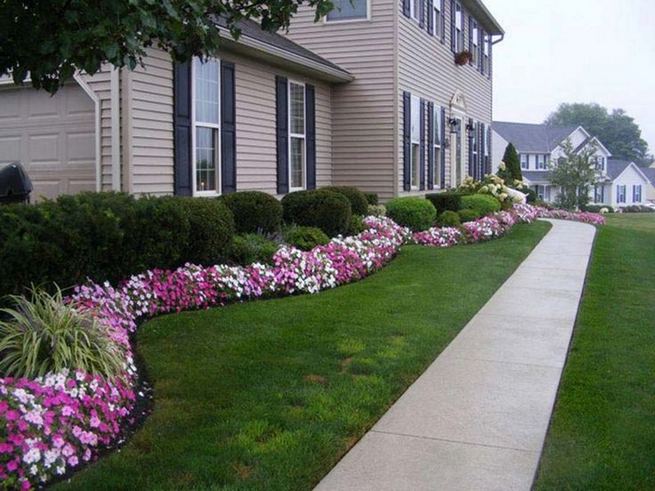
(0, 83, 96, 200)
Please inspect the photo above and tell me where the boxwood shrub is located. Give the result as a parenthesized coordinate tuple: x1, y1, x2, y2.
(458, 209, 481, 222)
(219, 191, 282, 234)
(229, 233, 279, 265)
(283, 226, 329, 251)
(436, 210, 461, 227)
(364, 192, 379, 206)
(281, 189, 352, 237)
(321, 186, 369, 215)
(385, 197, 436, 231)
(0, 192, 236, 297)
(426, 191, 466, 213)
(460, 194, 501, 216)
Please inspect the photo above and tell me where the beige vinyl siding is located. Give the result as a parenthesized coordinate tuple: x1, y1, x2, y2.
(397, 0, 493, 193)
(286, 0, 397, 200)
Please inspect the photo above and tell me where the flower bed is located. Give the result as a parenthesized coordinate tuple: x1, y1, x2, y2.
(0, 204, 602, 489)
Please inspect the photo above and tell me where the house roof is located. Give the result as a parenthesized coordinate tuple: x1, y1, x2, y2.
(461, 0, 505, 35)
(492, 122, 578, 153)
(642, 167, 655, 186)
(214, 17, 353, 83)
(521, 171, 552, 183)
(606, 159, 632, 180)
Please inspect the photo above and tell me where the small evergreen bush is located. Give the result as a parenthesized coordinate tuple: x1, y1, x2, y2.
(282, 189, 352, 237)
(458, 209, 481, 222)
(425, 191, 466, 213)
(364, 192, 379, 206)
(219, 191, 282, 234)
(461, 194, 501, 216)
(283, 226, 330, 251)
(177, 197, 235, 265)
(436, 210, 461, 227)
(229, 234, 279, 265)
(386, 197, 436, 231)
(322, 186, 369, 215)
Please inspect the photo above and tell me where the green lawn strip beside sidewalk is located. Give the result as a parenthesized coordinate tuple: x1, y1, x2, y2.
(535, 213, 655, 489)
(57, 222, 550, 491)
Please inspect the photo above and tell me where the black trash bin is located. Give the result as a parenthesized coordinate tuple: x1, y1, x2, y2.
(0, 162, 33, 204)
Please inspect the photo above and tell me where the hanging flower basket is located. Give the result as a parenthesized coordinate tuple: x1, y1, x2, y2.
(454, 50, 472, 65)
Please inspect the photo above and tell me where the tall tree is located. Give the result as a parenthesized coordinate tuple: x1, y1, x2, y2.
(549, 139, 598, 210)
(545, 103, 650, 164)
(0, 0, 333, 94)
(498, 143, 522, 182)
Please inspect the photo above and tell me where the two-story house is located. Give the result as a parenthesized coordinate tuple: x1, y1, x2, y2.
(0, 1, 503, 202)
(492, 121, 651, 208)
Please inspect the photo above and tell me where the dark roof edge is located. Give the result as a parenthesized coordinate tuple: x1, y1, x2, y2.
(462, 0, 505, 35)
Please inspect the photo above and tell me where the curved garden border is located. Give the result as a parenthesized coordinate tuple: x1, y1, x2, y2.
(0, 204, 604, 489)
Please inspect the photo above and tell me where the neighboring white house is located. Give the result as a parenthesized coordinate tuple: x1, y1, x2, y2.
(491, 122, 649, 207)
(635, 166, 655, 204)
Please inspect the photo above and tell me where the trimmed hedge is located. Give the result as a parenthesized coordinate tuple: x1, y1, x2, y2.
(229, 233, 279, 265)
(582, 204, 614, 213)
(0, 192, 235, 297)
(219, 191, 282, 234)
(283, 226, 329, 251)
(321, 186, 369, 216)
(364, 192, 379, 206)
(436, 210, 461, 227)
(458, 209, 481, 222)
(386, 197, 436, 231)
(426, 191, 466, 213)
(281, 189, 352, 237)
(461, 194, 501, 216)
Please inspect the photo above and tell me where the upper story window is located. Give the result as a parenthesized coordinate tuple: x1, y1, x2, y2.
(433, 0, 444, 38)
(520, 153, 528, 170)
(289, 81, 306, 190)
(453, 2, 464, 52)
(410, 95, 421, 189)
(483, 33, 491, 76)
(470, 19, 479, 65)
(193, 58, 220, 194)
(326, 0, 368, 21)
(410, 0, 421, 22)
(595, 156, 605, 171)
(536, 154, 547, 170)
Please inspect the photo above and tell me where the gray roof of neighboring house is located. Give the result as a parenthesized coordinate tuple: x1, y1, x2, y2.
(214, 17, 352, 81)
(521, 171, 552, 183)
(606, 159, 632, 180)
(492, 122, 578, 153)
(642, 167, 655, 186)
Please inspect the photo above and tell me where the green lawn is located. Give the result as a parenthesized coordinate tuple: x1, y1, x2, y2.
(57, 222, 550, 490)
(535, 213, 655, 489)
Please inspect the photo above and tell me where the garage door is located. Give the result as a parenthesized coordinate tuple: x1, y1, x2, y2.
(0, 83, 96, 200)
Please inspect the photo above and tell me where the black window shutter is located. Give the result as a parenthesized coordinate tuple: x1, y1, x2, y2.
(450, 1, 457, 52)
(467, 117, 474, 178)
(419, 0, 425, 28)
(468, 16, 473, 61)
(480, 122, 485, 178)
(305, 84, 316, 190)
(488, 38, 493, 79)
(427, 102, 434, 189)
(402, 0, 410, 18)
(220, 61, 236, 194)
(403, 91, 411, 192)
(173, 61, 192, 196)
(427, 0, 433, 34)
(486, 125, 492, 174)
(440, 107, 446, 188)
(419, 99, 426, 190)
(275, 76, 289, 194)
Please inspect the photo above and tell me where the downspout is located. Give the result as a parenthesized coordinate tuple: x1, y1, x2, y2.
(110, 68, 121, 191)
(392, 0, 400, 199)
(492, 33, 505, 45)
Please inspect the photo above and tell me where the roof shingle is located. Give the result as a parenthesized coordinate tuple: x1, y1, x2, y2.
(492, 122, 578, 153)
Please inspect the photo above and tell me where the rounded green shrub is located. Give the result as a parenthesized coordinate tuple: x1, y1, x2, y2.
(283, 226, 330, 251)
(364, 192, 379, 206)
(426, 191, 466, 213)
(460, 194, 501, 216)
(321, 186, 369, 216)
(219, 191, 282, 234)
(524, 188, 537, 204)
(347, 215, 365, 235)
(229, 234, 279, 265)
(385, 197, 436, 231)
(177, 197, 235, 265)
(436, 210, 461, 227)
(458, 209, 481, 222)
(282, 189, 352, 237)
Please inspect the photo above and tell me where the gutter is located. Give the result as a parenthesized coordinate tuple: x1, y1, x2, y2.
(492, 33, 505, 45)
(110, 68, 121, 191)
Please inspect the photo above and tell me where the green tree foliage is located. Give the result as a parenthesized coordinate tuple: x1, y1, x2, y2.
(545, 103, 651, 164)
(499, 143, 522, 181)
(0, 0, 334, 94)
(549, 139, 598, 210)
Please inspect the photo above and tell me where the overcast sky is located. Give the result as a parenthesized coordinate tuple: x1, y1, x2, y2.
(487, 0, 655, 155)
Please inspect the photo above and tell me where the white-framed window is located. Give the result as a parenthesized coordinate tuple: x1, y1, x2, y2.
(433, 0, 443, 38)
(471, 20, 479, 65)
(594, 156, 605, 171)
(520, 153, 528, 170)
(483, 33, 491, 76)
(617, 184, 626, 203)
(289, 81, 306, 191)
(192, 57, 221, 195)
(536, 154, 547, 170)
(633, 184, 642, 203)
(594, 185, 604, 203)
(534, 185, 545, 200)
(454, 2, 464, 52)
(326, 0, 369, 22)
(410, 95, 421, 189)
(433, 105, 442, 187)
(410, 0, 421, 21)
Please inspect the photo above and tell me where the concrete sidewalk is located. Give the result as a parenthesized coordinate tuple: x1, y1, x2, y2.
(315, 219, 596, 491)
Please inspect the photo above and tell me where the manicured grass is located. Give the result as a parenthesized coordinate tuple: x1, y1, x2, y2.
(57, 222, 550, 491)
(535, 213, 655, 489)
